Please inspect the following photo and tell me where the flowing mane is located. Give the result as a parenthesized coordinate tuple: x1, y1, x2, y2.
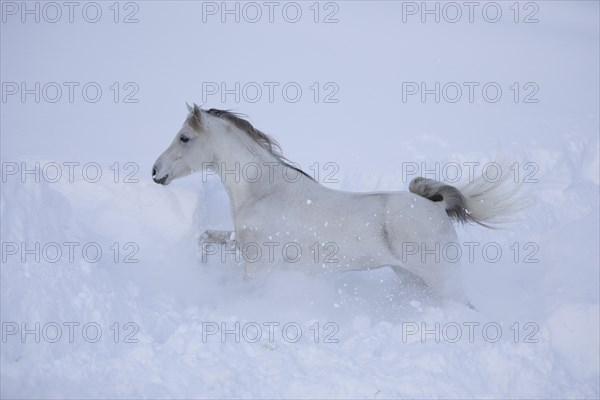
(204, 108, 313, 180)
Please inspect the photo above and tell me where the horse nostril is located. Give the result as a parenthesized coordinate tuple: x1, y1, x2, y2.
(152, 168, 156, 177)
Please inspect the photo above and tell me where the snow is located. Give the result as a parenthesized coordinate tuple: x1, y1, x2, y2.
(2, 148, 598, 399)
(1, 1, 599, 398)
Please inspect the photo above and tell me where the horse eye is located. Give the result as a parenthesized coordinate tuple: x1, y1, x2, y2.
(179, 136, 190, 143)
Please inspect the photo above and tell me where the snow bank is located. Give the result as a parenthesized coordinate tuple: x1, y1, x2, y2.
(1, 137, 598, 398)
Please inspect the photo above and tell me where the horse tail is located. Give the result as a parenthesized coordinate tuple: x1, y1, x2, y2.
(409, 168, 527, 229)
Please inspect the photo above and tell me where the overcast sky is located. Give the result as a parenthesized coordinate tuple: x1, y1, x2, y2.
(2, 1, 598, 179)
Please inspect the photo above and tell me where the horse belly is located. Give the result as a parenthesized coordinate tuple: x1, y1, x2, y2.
(235, 205, 395, 273)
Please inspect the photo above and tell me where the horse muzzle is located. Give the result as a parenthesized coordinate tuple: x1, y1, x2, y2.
(152, 167, 170, 185)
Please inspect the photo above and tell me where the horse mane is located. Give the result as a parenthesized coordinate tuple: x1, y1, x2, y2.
(204, 108, 314, 181)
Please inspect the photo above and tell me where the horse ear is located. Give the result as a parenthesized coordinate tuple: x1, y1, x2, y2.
(186, 102, 193, 113)
(192, 103, 201, 120)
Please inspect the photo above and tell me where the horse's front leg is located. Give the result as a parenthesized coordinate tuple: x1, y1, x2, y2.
(198, 229, 237, 256)
(243, 261, 273, 282)
(199, 229, 235, 243)
(201, 229, 235, 242)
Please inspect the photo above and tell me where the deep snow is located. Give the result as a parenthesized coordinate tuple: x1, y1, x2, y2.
(1, 1, 599, 398)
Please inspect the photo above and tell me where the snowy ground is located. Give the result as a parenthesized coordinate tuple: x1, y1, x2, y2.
(1, 1, 599, 399)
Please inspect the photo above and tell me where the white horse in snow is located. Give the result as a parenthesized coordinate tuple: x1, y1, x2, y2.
(153, 104, 522, 306)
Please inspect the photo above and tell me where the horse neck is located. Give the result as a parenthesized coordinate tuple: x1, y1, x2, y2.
(210, 128, 303, 212)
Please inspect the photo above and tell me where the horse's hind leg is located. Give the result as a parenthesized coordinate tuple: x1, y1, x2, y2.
(392, 262, 474, 309)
